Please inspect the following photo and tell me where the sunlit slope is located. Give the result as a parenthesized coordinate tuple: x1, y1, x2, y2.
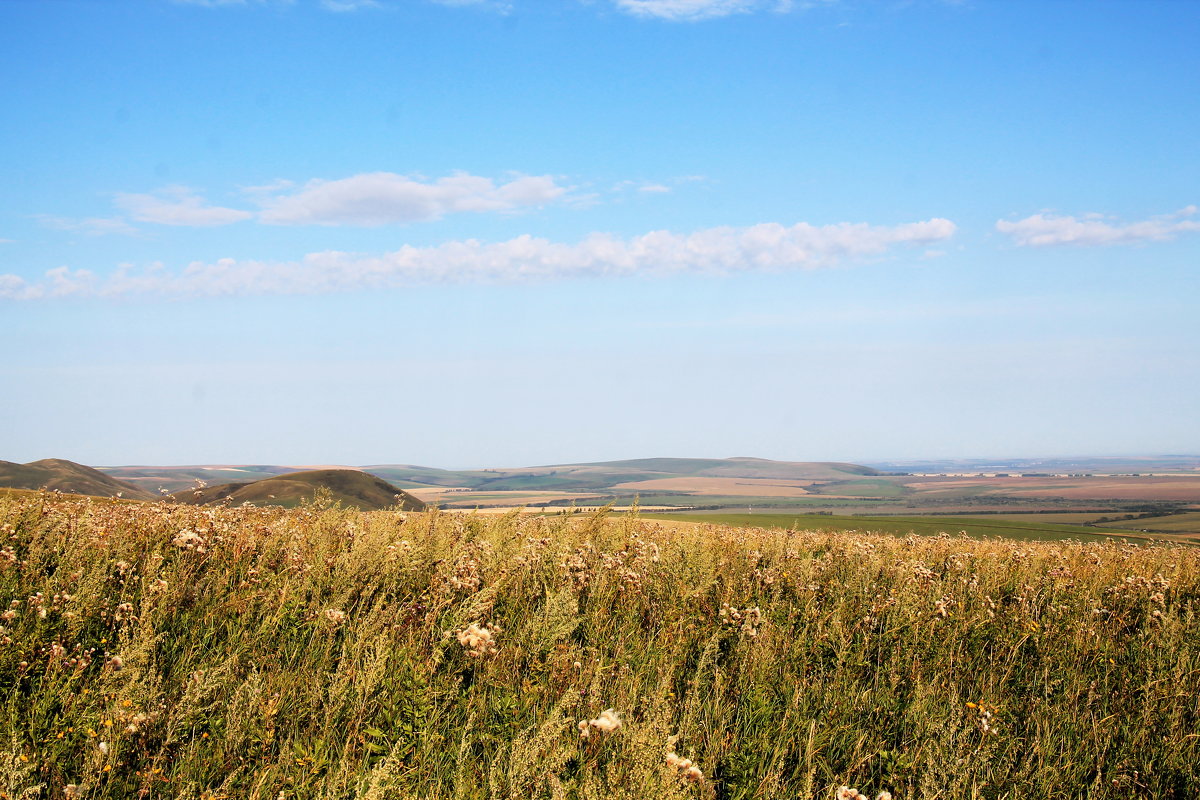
(170, 468, 426, 511)
(0, 458, 153, 500)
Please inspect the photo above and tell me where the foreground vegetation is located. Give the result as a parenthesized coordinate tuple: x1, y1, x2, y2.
(2, 494, 1198, 799)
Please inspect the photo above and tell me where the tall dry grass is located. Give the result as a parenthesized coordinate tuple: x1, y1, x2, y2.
(1, 492, 1197, 799)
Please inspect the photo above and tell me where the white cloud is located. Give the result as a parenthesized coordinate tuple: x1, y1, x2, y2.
(114, 187, 254, 227)
(0, 267, 100, 301)
(240, 178, 297, 195)
(616, 0, 755, 20)
(170, 0, 264, 6)
(321, 0, 379, 10)
(35, 215, 140, 237)
(36, 172, 573, 238)
(996, 206, 1200, 247)
(613, 175, 706, 194)
(1, 217, 955, 300)
(256, 171, 570, 226)
(614, 0, 810, 20)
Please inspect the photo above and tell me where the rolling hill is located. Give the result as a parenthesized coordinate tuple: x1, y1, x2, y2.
(111, 458, 883, 496)
(0, 458, 153, 500)
(366, 457, 880, 492)
(100, 464, 301, 494)
(169, 469, 426, 511)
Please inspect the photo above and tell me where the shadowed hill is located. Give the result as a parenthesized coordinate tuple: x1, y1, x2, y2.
(0, 458, 154, 500)
(170, 469, 426, 511)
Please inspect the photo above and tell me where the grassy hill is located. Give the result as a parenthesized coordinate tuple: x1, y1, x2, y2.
(100, 465, 302, 494)
(0, 458, 153, 499)
(170, 468, 426, 511)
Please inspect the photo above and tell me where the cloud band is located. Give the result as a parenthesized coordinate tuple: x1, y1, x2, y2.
(996, 206, 1199, 247)
(1, 217, 955, 300)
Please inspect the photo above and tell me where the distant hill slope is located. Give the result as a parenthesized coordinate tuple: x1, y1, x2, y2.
(111, 458, 884, 496)
(0, 459, 154, 500)
(435, 457, 883, 491)
(561, 457, 881, 480)
(170, 469, 426, 511)
(100, 465, 301, 494)
(863, 456, 1200, 475)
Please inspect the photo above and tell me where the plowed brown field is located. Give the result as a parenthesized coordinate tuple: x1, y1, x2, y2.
(904, 476, 1200, 502)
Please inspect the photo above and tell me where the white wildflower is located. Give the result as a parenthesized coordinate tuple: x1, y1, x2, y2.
(579, 708, 622, 739)
(666, 751, 704, 783)
(455, 623, 499, 658)
(172, 529, 207, 552)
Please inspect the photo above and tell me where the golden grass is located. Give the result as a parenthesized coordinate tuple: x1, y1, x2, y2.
(1, 493, 1198, 799)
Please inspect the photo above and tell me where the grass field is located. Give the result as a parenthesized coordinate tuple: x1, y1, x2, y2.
(637, 512, 1182, 544)
(611, 477, 819, 498)
(948, 512, 1200, 537)
(901, 476, 1200, 503)
(1094, 511, 1200, 534)
(808, 480, 911, 499)
(951, 513, 1132, 524)
(2, 494, 1199, 798)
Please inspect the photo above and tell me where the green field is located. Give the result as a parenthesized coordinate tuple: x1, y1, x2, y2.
(1095, 510, 1200, 533)
(640, 512, 1160, 543)
(949, 511, 1200, 537)
(555, 494, 896, 509)
(808, 478, 911, 498)
(952, 512, 1128, 524)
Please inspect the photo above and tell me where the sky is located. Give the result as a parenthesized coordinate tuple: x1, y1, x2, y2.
(1, 0, 1197, 468)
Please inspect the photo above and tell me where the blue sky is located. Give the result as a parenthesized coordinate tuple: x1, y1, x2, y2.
(2, 0, 1197, 467)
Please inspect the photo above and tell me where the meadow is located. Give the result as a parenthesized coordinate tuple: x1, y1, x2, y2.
(637, 513, 1167, 544)
(2, 493, 1198, 799)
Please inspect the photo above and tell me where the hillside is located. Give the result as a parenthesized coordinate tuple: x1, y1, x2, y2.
(171, 468, 426, 511)
(562, 456, 881, 480)
(100, 464, 299, 494)
(0, 458, 153, 499)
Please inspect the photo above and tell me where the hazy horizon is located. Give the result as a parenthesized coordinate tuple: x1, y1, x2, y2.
(6, 452, 1197, 474)
(3, 0, 1197, 466)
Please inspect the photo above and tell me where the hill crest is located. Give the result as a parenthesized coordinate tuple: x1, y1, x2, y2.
(171, 469, 426, 511)
(0, 459, 153, 500)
